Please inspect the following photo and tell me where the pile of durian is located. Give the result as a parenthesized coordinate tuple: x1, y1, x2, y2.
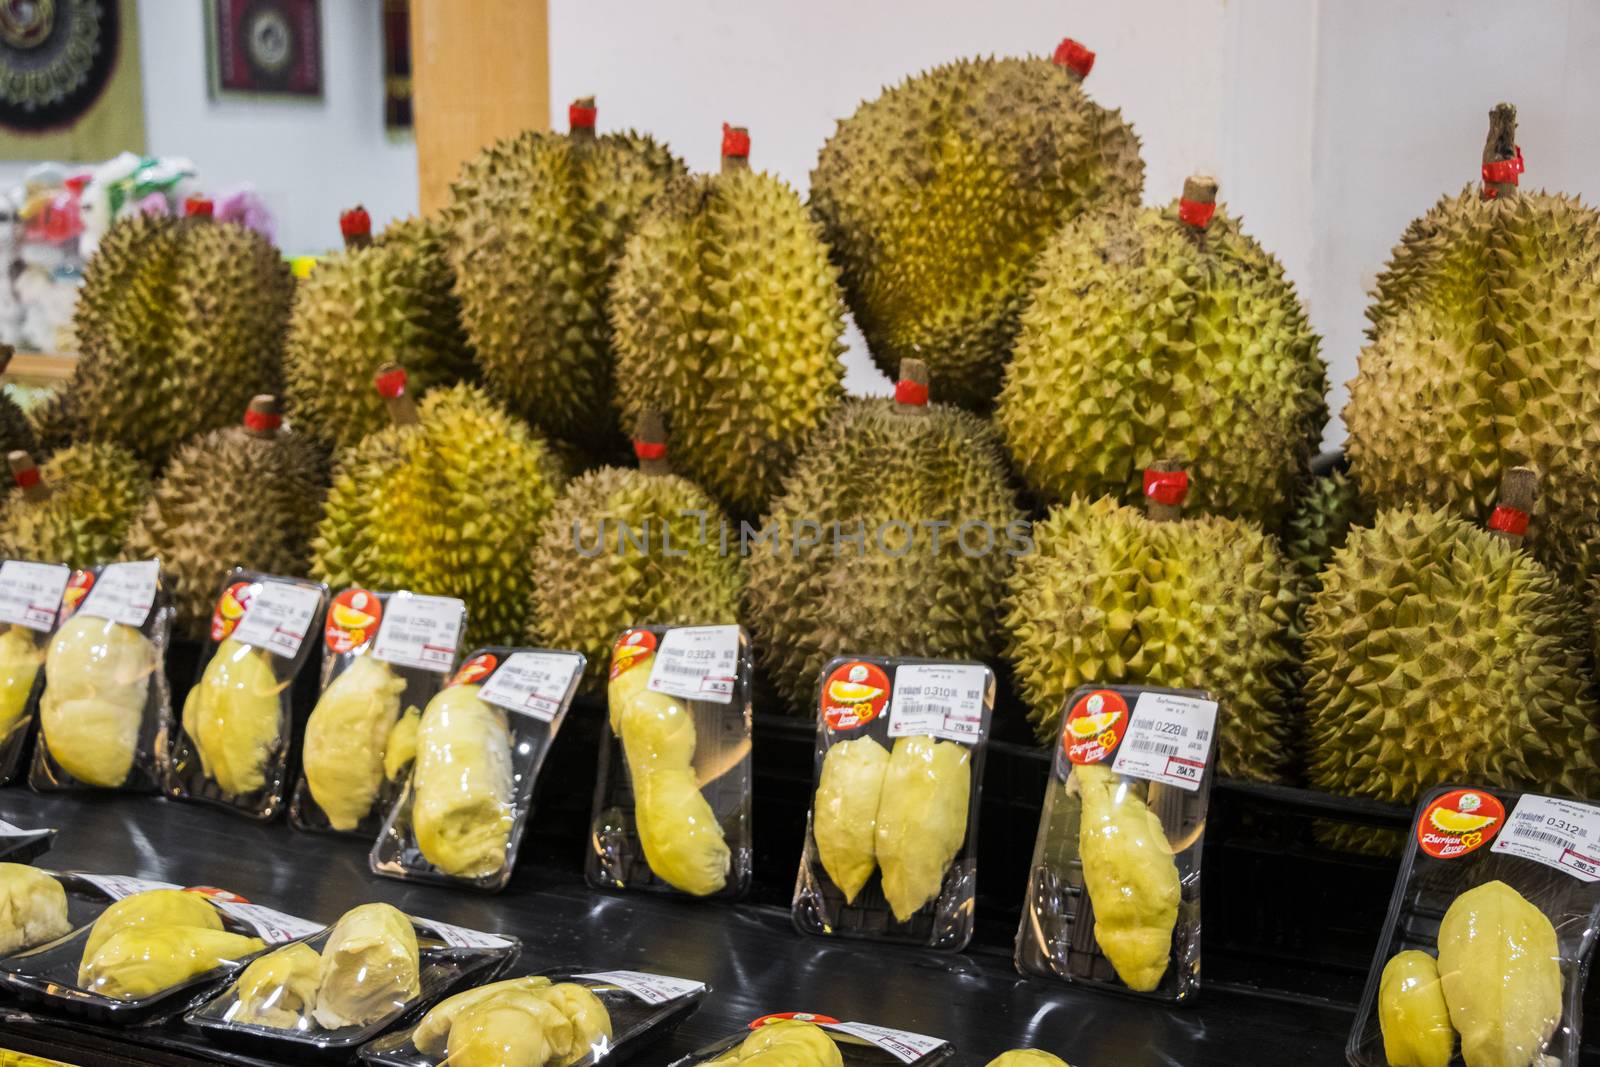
(7, 38, 1598, 846)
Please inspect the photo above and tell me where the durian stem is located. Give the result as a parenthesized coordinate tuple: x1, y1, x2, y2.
(7, 451, 47, 503)
(634, 410, 670, 476)
(721, 125, 751, 173)
(1482, 103, 1519, 200)
(1489, 465, 1538, 545)
(895, 358, 931, 414)
(375, 362, 421, 427)
(1144, 459, 1185, 523)
(570, 96, 597, 141)
(243, 395, 282, 439)
(1179, 175, 1217, 246)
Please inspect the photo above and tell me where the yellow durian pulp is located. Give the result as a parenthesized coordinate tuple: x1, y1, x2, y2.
(0, 625, 42, 738)
(874, 735, 970, 922)
(302, 655, 408, 830)
(0, 863, 69, 956)
(813, 735, 889, 903)
(311, 902, 420, 1030)
(231, 941, 322, 1030)
(40, 614, 155, 787)
(411, 684, 514, 878)
(181, 638, 284, 796)
(80, 925, 263, 1000)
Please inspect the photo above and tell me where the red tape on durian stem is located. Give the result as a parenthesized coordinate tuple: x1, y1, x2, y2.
(375, 368, 408, 398)
(1143, 469, 1189, 506)
(243, 409, 282, 432)
(721, 123, 750, 160)
(12, 467, 38, 489)
(1482, 146, 1525, 186)
(339, 207, 371, 238)
(633, 440, 667, 461)
(184, 196, 213, 218)
(1488, 505, 1529, 536)
(569, 104, 597, 130)
(895, 379, 929, 406)
(1052, 38, 1095, 77)
(1178, 198, 1216, 228)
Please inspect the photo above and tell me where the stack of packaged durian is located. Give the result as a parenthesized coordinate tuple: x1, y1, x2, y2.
(0, 31, 1596, 1067)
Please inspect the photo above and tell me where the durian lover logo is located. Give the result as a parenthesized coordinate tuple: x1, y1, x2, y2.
(1418, 788, 1507, 859)
(570, 512, 1034, 560)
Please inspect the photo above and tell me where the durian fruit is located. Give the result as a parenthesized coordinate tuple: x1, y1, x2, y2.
(0, 625, 41, 739)
(181, 638, 284, 797)
(0, 349, 37, 461)
(813, 735, 890, 903)
(59, 205, 294, 465)
(384, 706, 421, 781)
(284, 208, 472, 451)
(528, 412, 744, 691)
(0, 445, 149, 570)
(0, 864, 70, 956)
(1002, 464, 1298, 778)
(607, 638, 730, 896)
(311, 903, 420, 1030)
(985, 1053, 1073, 1067)
(1379, 950, 1454, 1067)
(998, 175, 1326, 524)
(874, 735, 971, 923)
(311, 368, 566, 647)
(1437, 881, 1562, 1067)
(1075, 762, 1180, 992)
(610, 126, 846, 516)
(124, 395, 328, 637)
(413, 976, 553, 1055)
(301, 654, 411, 830)
(411, 683, 515, 879)
(80, 889, 222, 970)
(81, 925, 264, 1001)
(417, 978, 612, 1067)
(39, 613, 156, 788)
(231, 941, 322, 1030)
(810, 38, 1144, 410)
(1302, 468, 1600, 808)
(709, 1018, 843, 1067)
(1346, 104, 1600, 583)
(745, 361, 1022, 712)
(1282, 464, 1370, 636)
(445, 99, 685, 459)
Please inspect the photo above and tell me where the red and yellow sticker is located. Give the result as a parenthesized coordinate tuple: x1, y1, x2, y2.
(209, 581, 254, 642)
(451, 653, 498, 687)
(1417, 788, 1506, 859)
(1063, 689, 1129, 765)
(326, 588, 382, 653)
(750, 1012, 840, 1029)
(610, 629, 657, 680)
(59, 569, 93, 620)
(820, 661, 890, 730)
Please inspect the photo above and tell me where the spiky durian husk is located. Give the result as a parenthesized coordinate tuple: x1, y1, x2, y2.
(0, 443, 148, 570)
(528, 467, 743, 690)
(1346, 188, 1600, 583)
(284, 218, 472, 450)
(25, 388, 74, 456)
(809, 53, 1144, 410)
(1303, 507, 1600, 807)
(446, 130, 685, 460)
(743, 399, 1022, 712)
(611, 169, 846, 517)
(311, 384, 564, 647)
(1282, 467, 1371, 638)
(0, 387, 36, 460)
(997, 202, 1327, 525)
(124, 428, 328, 636)
(66, 214, 293, 465)
(1003, 497, 1297, 780)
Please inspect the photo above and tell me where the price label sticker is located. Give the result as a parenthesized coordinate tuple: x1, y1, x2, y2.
(0, 561, 68, 632)
(77, 874, 181, 900)
(575, 970, 706, 1005)
(215, 901, 323, 944)
(415, 917, 514, 950)
(1110, 691, 1217, 792)
(1491, 794, 1600, 882)
(886, 663, 988, 743)
(78, 560, 159, 628)
(477, 651, 583, 721)
(371, 594, 465, 674)
(646, 625, 739, 704)
(822, 1022, 948, 1064)
(230, 581, 324, 659)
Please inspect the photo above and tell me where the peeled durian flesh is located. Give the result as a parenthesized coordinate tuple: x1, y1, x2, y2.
(1075, 762, 1180, 992)
(302, 655, 408, 830)
(312, 902, 421, 1030)
(711, 1018, 843, 1067)
(40, 614, 155, 788)
(448, 991, 574, 1067)
(1437, 880, 1562, 1067)
(984, 1053, 1073, 1067)
(538, 982, 613, 1067)
(384, 705, 422, 781)
(0, 625, 41, 739)
(874, 735, 971, 922)
(1379, 950, 1454, 1067)
(413, 975, 553, 1056)
(80, 925, 264, 1000)
(412, 684, 515, 878)
(813, 736, 890, 903)
(608, 656, 729, 895)
(80, 889, 222, 977)
(231, 942, 322, 1030)
(0, 864, 69, 956)
(182, 639, 284, 796)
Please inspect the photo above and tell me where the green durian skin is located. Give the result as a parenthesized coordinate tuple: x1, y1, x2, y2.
(611, 166, 847, 518)
(529, 465, 743, 692)
(0, 443, 148, 570)
(1346, 187, 1600, 584)
(810, 53, 1144, 411)
(66, 213, 294, 466)
(744, 398, 1022, 713)
(446, 128, 685, 462)
(1003, 496, 1297, 780)
(311, 384, 565, 648)
(998, 200, 1327, 526)
(123, 427, 328, 638)
(1282, 467, 1371, 639)
(285, 217, 473, 451)
(1303, 506, 1600, 807)
(0, 387, 37, 461)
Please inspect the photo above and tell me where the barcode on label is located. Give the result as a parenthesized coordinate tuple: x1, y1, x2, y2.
(1513, 826, 1577, 850)
(1129, 738, 1179, 757)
